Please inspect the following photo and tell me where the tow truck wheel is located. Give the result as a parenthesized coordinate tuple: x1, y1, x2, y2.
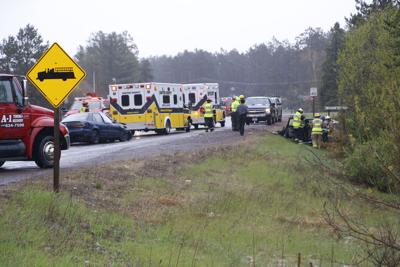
(0, 161, 5, 168)
(35, 135, 55, 169)
(90, 130, 100, 144)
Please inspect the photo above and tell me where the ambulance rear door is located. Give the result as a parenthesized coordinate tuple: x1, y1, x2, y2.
(142, 83, 156, 129)
(119, 84, 146, 129)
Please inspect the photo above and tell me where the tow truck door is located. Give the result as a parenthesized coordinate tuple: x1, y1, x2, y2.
(0, 77, 30, 139)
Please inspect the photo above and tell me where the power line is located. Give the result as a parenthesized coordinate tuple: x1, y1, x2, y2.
(190, 77, 320, 86)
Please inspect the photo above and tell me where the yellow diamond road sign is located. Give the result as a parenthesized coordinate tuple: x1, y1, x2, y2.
(27, 43, 86, 108)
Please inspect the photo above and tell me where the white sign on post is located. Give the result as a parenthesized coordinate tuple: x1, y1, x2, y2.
(310, 87, 318, 97)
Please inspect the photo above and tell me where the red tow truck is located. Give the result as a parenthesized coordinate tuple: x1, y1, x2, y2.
(0, 74, 70, 168)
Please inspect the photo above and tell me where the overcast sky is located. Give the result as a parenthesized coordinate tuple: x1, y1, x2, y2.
(0, 0, 357, 58)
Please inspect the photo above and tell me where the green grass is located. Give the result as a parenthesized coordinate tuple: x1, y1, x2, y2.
(0, 134, 395, 266)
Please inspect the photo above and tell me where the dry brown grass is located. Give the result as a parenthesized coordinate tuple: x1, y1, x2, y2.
(0, 131, 264, 226)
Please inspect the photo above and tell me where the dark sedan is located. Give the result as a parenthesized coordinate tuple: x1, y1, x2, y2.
(62, 112, 132, 144)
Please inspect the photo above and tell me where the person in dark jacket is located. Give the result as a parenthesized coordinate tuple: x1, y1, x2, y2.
(236, 98, 248, 136)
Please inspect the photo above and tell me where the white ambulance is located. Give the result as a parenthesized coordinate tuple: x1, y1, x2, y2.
(109, 82, 191, 135)
(183, 83, 225, 129)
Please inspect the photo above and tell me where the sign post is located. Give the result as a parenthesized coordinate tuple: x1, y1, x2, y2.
(53, 108, 60, 192)
(27, 43, 86, 192)
(310, 87, 318, 117)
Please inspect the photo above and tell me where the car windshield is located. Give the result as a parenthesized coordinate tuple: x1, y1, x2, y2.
(246, 98, 270, 106)
(62, 113, 89, 122)
(70, 100, 101, 110)
(71, 102, 82, 109)
(99, 112, 113, 124)
(221, 99, 232, 106)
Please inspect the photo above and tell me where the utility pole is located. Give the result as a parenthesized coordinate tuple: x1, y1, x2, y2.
(93, 71, 96, 93)
(310, 87, 318, 116)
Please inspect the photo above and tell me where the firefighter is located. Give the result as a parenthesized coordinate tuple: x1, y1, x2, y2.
(80, 101, 89, 112)
(292, 108, 305, 142)
(311, 113, 323, 148)
(230, 96, 239, 131)
(236, 96, 248, 136)
(204, 98, 215, 132)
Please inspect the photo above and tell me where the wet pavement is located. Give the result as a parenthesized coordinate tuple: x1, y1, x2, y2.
(0, 117, 287, 185)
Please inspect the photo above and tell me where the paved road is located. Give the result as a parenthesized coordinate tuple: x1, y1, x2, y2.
(0, 117, 286, 185)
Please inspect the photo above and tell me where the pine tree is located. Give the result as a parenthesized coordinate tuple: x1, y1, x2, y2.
(320, 23, 345, 107)
(0, 24, 49, 106)
(138, 59, 154, 82)
(76, 31, 140, 97)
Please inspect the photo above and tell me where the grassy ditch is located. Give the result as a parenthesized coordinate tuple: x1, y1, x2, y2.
(0, 133, 395, 266)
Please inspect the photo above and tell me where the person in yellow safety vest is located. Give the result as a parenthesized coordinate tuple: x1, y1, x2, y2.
(231, 96, 240, 131)
(292, 108, 305, 142)
(311, 113, 323, 148)
(80, 101, 89, 113)
(204, 98, 215, 132)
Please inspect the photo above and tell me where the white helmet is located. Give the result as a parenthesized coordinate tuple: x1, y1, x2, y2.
(325, 115, 331, 120)
(298, 108, 304, 112)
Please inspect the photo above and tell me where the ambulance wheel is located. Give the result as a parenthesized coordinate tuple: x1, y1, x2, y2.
(164, 120, 171, 135)
(0, 161, 5, 168)
(90, 130, 100, 144)
(34, 135, 55, 169)
(220, 121, 225, 127)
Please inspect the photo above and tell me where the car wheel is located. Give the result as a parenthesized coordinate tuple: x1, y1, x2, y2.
(90, 130, 100, 144)
(119, 131, 129, 142)
(0, 161, 5, 168)
(34, 135, 55, 168)
(127, 131, 133, 140)
(220, 121, 225, 127)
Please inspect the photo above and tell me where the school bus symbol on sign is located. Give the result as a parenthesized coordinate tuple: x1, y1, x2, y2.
(27, 43, 86, 108)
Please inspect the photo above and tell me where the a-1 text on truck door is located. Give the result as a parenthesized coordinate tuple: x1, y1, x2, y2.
(0, 77, 31, 139)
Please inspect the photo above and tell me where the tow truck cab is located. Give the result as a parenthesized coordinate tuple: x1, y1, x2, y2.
(0, 74, 70, 168)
